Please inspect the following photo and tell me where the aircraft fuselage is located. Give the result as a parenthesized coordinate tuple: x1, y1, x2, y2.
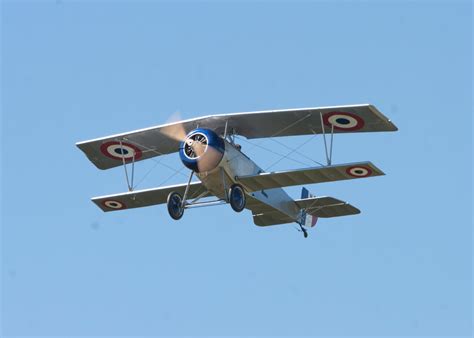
(196, 140, 301, 222)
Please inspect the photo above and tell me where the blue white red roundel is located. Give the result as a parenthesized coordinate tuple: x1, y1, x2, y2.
(102, 200, 126, 210)
(100, 141, 142, 161)
(346, 166, 372, 178)
(323, 112, 365, 131)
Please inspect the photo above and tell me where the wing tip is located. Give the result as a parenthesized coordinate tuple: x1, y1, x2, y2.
(365, 161, 386, 176)
(388, 121, 399, 131)
(91, 199, 108, 212)
(349, 203, 362, 215)
(368, 104, 399, 132)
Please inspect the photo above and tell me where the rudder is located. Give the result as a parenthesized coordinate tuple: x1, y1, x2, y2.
(301, 187, 318, 228)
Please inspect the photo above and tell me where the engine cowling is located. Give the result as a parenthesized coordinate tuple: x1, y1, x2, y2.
(179, 128, 225, 172)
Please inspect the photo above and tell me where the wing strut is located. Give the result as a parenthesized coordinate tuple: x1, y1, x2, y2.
(119, 140, 136, 191)
(319, 112, 335, 166)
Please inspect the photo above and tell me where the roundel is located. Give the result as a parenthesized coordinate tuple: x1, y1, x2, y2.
(102, 200, 126, 210)
(346, 166, 372, 178)
(323, 111, 365, 131)
(100, 141, 142, 161)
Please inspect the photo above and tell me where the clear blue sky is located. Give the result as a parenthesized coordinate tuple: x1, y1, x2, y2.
(1, 1, 472, 337)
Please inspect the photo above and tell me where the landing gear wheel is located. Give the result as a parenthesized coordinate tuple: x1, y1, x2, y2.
(229, 184, 246, 212)
(167, 192, 184, 220)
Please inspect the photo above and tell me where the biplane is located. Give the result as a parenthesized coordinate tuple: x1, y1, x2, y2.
(77, 104, 397, 237)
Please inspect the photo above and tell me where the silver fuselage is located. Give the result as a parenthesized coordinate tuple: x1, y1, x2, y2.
(196, 140, 300, 221)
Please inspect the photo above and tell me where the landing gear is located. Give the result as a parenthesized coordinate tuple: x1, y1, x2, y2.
(229, 184, 246, 212)
(167, 192, 184, 220)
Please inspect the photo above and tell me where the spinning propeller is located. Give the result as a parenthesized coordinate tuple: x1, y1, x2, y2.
(161, 112, 224, 172)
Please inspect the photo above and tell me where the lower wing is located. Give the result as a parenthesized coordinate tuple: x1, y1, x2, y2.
(236, 161, 384, 192)
(92, 182, 210, 212)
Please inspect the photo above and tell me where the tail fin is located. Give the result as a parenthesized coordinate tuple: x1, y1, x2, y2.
(301, 187, 318, 228)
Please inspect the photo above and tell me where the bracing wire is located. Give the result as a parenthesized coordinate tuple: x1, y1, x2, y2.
(118, 139, 188, 190)
(234, 114, 312, 155)
(235, 136, 313, 168)
(132, 160, 161, 189)
(267, 135, 325, 167)
(123, 139, 188, 178)
(157, 166, 188, 187)
(264, 135, 322, 171)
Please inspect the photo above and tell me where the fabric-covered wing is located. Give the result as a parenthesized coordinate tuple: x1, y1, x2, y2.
(295, 196, 360, 218)
(92, 182, 210, 212)
(236, 161, 384, 192)
(76, 104, 397, 170)
(212, 103, 397, 138)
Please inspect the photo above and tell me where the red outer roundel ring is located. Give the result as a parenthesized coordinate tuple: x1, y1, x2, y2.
(346, 166, 373, 178)
(100, 141, 143, 161)
(102, 200, 127, 210)
(323, 111, 365, 131)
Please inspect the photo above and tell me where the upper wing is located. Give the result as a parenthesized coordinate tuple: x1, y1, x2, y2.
(209, 103, 397, 138)
(91, 182, 210, 212)
(77, 104, 397, 170)
(236, 161, 384, 192)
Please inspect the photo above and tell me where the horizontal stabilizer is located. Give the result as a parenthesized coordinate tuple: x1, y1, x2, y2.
(295, 196, 346, 209)
(310, 203, 360, 218)
(92, 182, 210, 212)
(295, 196, 360, 218)
(236, 161, 384, 192)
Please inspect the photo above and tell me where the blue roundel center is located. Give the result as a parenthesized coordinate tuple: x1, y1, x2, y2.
(114, 148, 129, 155)
(335, 117, 350, 125)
